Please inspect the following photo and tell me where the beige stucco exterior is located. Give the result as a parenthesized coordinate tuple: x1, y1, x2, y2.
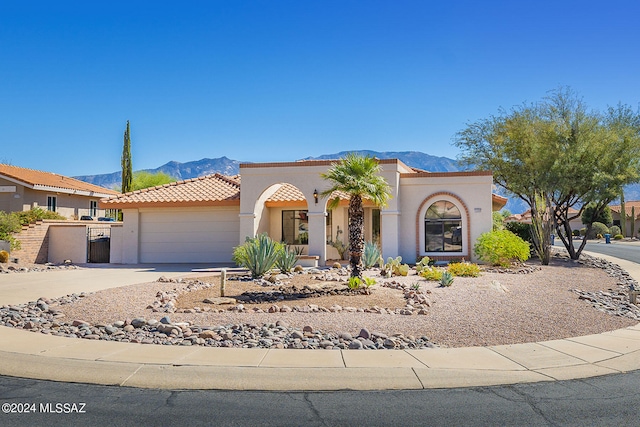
(47, 224, 88, 264)
(0, 176, 111, 219)
(239, 160, 493, 264)
(107, 159, 497, 265)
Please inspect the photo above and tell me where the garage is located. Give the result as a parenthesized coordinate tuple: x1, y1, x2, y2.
(139, 207, 240, 263)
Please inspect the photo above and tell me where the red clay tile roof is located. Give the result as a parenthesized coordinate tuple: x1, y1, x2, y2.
(100, 173, 241, 208)
(265, 184, 359, 205)
(0, 164, 117, 196)
(266, 183, 305, 203)
(610, 201, 640, 218)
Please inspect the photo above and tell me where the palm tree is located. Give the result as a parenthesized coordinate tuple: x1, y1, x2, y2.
(321, 154, 391, 278)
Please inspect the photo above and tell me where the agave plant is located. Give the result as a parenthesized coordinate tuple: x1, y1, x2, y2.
(232, 233, 282, 279)
(363, 241, 381, 269)
(439, 271, 454, 287)
(275, 245, 298, 274)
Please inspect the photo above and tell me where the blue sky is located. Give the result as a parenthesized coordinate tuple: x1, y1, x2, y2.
(1, 1, 639, 177)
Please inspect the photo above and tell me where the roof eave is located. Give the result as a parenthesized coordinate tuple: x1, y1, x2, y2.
(33, 184, 115, 198)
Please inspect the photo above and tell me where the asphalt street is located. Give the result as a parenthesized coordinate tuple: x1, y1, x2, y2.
(1, 371, 640, 427)
(575, 240, 640, 264)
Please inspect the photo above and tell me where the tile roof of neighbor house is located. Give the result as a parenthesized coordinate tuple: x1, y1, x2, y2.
(610, 201, 640, 218)
(100, 173, 241, 208)
(0, 164, 118, 197)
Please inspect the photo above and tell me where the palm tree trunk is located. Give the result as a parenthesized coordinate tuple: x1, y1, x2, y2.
(348, 195, 364, 278)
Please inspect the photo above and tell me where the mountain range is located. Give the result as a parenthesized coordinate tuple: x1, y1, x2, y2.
(74, 151, 459, 188)
(74, 150, 640, 214)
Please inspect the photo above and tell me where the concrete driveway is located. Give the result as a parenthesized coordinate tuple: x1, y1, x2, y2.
(0, 263, 214, 305)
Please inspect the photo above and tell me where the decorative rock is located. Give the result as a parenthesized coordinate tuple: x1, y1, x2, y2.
(348, 340, 363, 349)
(203, 297, 237, 305)
(199, 330, 220, 340)
(131, 318, 146, 328)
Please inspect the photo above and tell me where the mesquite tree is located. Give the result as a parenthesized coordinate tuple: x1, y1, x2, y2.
(455, 87, 640, 263)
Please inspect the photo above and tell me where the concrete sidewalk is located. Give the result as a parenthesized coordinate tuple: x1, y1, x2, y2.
(0, 258, 639, 390)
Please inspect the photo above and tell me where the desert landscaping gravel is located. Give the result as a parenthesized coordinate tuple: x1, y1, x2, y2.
(3, 252, 634, 349)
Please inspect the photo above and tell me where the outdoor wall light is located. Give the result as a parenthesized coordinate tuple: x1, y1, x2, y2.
(313, 189, 318, 204)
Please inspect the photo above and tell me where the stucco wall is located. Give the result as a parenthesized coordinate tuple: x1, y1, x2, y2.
(116, 207, 241, 264)
(48, 224, 87, 264)
(398, 173, 494, 263)
(0, 177, 107, 219)
(239, 160, 408, 264)
(109, 225, 124, 264)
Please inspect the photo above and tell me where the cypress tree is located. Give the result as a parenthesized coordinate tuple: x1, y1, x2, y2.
(121, 120, 133, 194)
(620, 191, 626, 237)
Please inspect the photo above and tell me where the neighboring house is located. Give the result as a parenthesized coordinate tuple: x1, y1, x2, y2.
(610, 201, 640, 237)
(505, 207, 583, 232)
(0, 164, 118, 219)
(102, 159, 506, 264)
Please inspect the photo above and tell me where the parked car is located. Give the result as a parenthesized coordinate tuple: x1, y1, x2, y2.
(98, 217, 116, 222)
(80, 216, 94, 221)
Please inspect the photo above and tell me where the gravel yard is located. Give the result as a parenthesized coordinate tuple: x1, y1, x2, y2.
(54, 254, 639, 348)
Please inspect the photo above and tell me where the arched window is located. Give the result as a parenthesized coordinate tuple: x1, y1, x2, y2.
(425, 200, 462, 252)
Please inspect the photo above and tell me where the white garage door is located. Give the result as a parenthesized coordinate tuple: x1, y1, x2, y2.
(139, 208, 239, 263)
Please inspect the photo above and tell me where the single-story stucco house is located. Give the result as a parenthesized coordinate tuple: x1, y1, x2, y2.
(610, 201, 640, 237)
(504, 207, 583, 232)
(0, 164, 118, 219)
(101, 159, 506, 265)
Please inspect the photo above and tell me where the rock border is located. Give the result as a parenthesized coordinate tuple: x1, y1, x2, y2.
(1, 254, 638, 350)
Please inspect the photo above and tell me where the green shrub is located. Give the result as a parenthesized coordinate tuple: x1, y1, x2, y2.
(232, 233, 282, 278)
(363, 241, 380, 269)
(419, 266, 444, 281)
(447, 262, 481, 277)
(348, 276, 361, 289)
(439, 271, 454, 287)
(609, 225, 621, 236)
(0, 250, 8, 263)
(348, 276, 376, 290)
(474, 230, 530, 267)
(504, 222, 532, 243)
(581, 204, 612, 227)
(364, 277, 376, 287)
(0, 211, 22, 251)
(580, 227, 587, 236)
(587, 222, 609, 239)
(492, 211, 505, 231)
(572, 229, 580, 237)
(15, 207, 65, 226)
(614, 234, 624, 240)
